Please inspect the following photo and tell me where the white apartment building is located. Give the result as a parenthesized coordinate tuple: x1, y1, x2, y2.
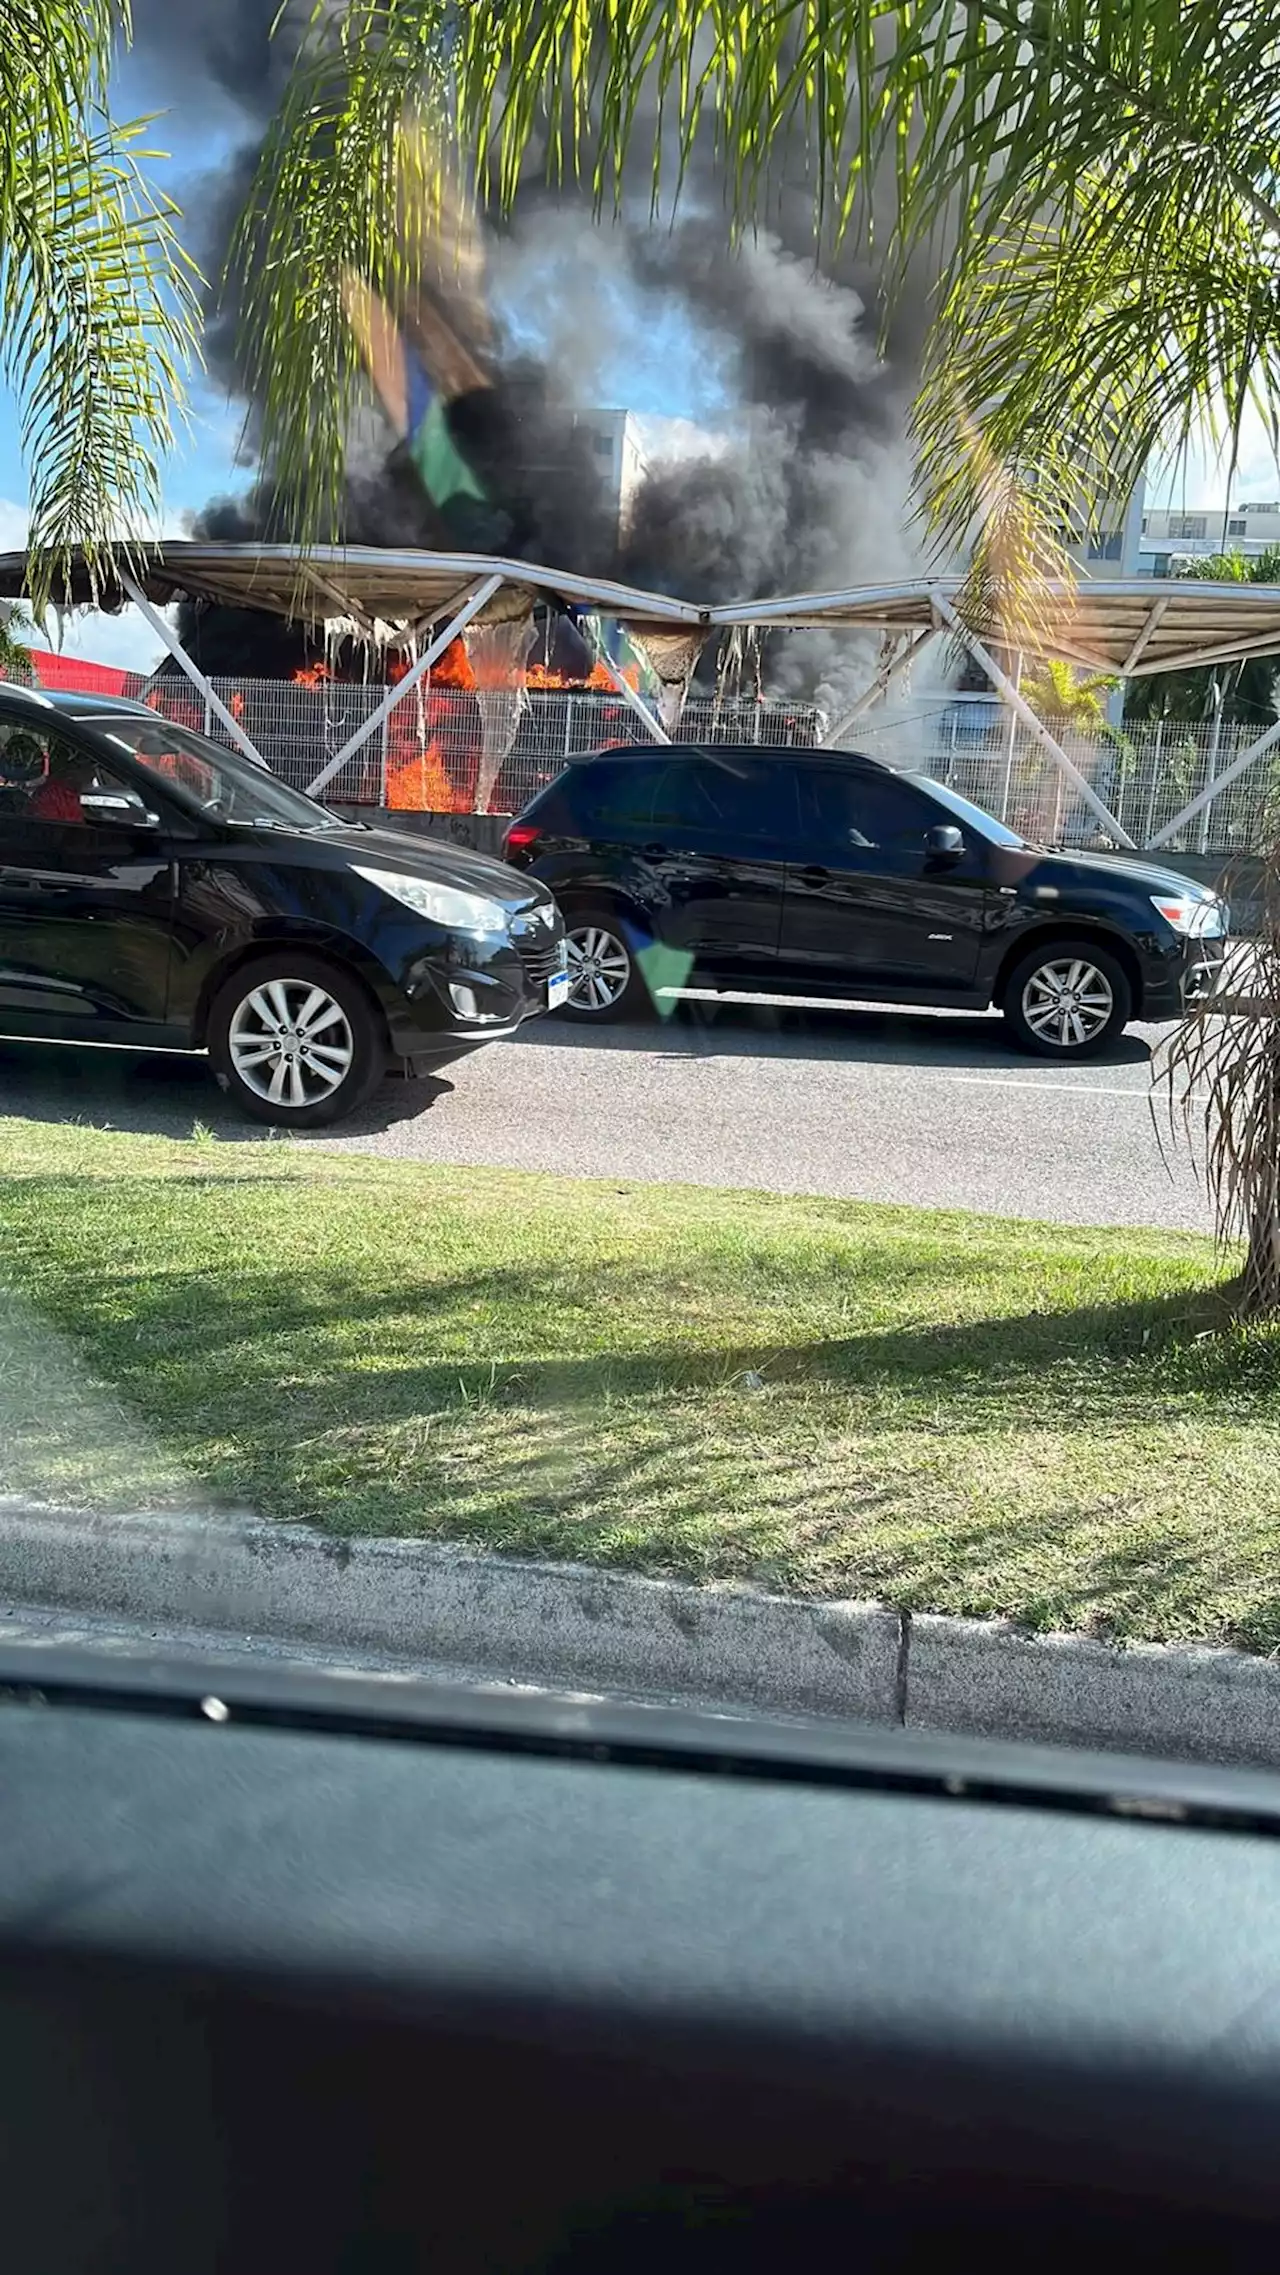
(1138, 499, 1280, 575)
(567, 409, 650, 537)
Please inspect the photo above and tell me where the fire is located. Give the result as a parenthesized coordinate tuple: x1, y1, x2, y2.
(293, 662, 333, 687)
(525, 660, 639, 692)
(384, 638, 477, 691)
(386, 736, 460, 813)
(382, 641, 634, 697)
(429, 639, 476, 691)
(229, 690, 245, 720)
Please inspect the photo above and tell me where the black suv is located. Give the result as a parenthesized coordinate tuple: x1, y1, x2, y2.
(505, 742, 1228, 1057)
(0, 688, 565, 1126)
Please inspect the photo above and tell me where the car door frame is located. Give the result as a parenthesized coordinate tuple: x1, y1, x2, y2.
(628, 749, 802, 976)
(0, 713, 194, 1042)
(779, 764, 996, 994)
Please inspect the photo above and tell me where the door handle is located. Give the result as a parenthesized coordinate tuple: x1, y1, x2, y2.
(797, 864, 830, 887)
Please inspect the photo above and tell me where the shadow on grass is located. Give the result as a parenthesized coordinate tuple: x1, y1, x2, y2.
(4, 1222, 1249, 1413)
(2, 1185, 1256, 1443)
(6, 1165, 1277, 1644)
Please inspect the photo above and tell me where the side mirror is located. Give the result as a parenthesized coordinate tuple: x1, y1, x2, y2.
(924, 823, 965, 861)
(81, 794, 160, 828)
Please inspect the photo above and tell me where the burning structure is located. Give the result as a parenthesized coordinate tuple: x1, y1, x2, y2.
(128, 0, 924, 736)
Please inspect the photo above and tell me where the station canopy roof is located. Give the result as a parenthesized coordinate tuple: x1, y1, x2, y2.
(2, 542, 1279, 679)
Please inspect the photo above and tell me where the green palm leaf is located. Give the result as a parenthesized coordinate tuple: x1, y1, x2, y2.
(0, 2, 200, 604)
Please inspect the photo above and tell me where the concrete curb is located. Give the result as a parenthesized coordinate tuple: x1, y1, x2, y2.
(2, 1500, 1280, 1766)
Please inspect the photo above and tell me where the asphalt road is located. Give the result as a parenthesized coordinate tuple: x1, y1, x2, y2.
(0, 991, 1214, 1233)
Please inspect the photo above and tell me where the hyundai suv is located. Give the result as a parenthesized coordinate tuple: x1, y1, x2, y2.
(0, 688, 565, 1126)
(504, 743, 1228, 1058)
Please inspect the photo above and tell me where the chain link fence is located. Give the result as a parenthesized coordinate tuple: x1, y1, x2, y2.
(854, 703, 1280, 852)
(125, 675, 825, 815)
(31, 663, 1280, 851)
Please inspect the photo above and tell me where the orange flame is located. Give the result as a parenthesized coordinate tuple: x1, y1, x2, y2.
(386, 737, 460, 813)
(524, 660, 638, 692)
(293, 663, 333, 687)
(429, 639, 476, 691)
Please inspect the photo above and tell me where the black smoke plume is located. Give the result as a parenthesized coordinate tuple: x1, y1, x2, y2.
(130, 0, 922, 706)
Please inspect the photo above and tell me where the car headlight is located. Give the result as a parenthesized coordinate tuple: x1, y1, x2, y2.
(1149, 893, 1226, 938)
(352, 865, 506, 935)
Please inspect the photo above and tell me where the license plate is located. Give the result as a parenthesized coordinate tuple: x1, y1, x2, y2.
(547, 970, 570, 1009)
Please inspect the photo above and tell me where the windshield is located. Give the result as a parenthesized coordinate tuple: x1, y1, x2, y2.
(1, 8, 1268, 1799)
(91, 716, 345, 831)
(913, 775, 1031, 848)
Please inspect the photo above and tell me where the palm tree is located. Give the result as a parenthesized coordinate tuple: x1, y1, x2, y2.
(3, 2, 198, 601)
(1023, 660, 1119, 732)
(1126, 550, 1280, 728)
(0, 608, 36, 686)
(1021, 659, 1132, 842)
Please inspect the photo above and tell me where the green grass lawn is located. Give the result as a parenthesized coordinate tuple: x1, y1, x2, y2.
(2, 1114, 1280, 1651)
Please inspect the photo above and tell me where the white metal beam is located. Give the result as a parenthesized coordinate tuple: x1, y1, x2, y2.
(306, 568, 380, 643)
(1042, 639, 1133, 675)
(819, 629, 940, 746)
(929, 589, 1136, 847)
(1147, 709, 1280, 849)
(1127, 626, 1280, 678)
(118, 569, 268, 768)
(1120, 596, 1169, 675)
(305, 573, 503, 797)
(582, 621, 672, 743)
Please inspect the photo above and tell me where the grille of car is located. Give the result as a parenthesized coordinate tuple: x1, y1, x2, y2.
(516, 938, 564, 984)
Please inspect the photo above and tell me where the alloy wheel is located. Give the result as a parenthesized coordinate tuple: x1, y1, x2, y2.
(565, 924, 632, 1012)
(228, 977, 355, 1108)
(1021, 957, 1114, 1049)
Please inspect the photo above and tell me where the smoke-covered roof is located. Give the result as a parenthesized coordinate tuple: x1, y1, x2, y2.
(3, 543, 1280, 678)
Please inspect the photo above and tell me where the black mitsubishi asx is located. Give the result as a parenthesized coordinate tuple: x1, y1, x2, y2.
(0, 688, 566, 1126)
(504, 741, 1228, 1055)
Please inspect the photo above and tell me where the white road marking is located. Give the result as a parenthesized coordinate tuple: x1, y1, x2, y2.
(943, 1074, 1152, 1099)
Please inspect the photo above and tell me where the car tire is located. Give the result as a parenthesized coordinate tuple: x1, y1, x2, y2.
(208, 952, 387, 1128)
(559, 903, 653, 1022)
(1001, 937, 1132, 1060)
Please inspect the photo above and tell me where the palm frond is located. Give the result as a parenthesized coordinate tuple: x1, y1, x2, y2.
(240, 0, 1280, 601)
(452, 0, 1280, 575)
(5, 110, 201, 605)
(234, 0, 453, 558)
(0, 5, 199, 600)
(0, 2, 125, 192)
(1156, 853, 1280, 1316)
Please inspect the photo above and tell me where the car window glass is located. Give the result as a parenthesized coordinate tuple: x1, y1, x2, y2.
(0, 723, 151, 829)
(92, 715, 344, 831)
(581, 762, 659, 829)
(804, 769, 931, 849)
(648, 758, 793, 839)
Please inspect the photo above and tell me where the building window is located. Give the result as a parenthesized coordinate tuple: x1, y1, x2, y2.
(1166, 514, 1207, 540)
(1086, 532, 1123, 561)
(1229, 517, 1246, 536)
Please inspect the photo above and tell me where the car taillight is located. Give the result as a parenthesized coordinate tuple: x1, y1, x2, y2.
(505, 822, 540, 853)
